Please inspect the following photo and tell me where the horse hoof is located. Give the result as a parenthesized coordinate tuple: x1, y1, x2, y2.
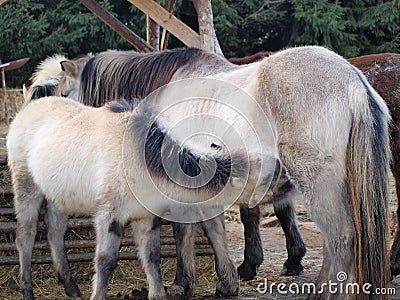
(149, 295, 167, 300)
(281, 262, 303, 276)
(65, 281, 82, 298)
(215, 281, 239, 298)
(237, 263, 257, 281)
(166, 284, 192, 300)
(22, 290, 35, 300)
(149, 297, 167, 300)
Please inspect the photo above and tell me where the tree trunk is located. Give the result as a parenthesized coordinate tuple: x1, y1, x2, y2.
(146, 0, 160, 50)
(192, 0, 223, 55)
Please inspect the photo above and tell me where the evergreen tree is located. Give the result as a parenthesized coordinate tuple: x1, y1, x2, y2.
(288, 0, 400, 57)
(0, 0, 132, 86)
(1, 0, 400, 86)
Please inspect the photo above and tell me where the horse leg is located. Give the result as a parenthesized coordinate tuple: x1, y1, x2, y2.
(304, 177, 354, 300)
(13, 174, 43, 300)
(167, 223, 196, 300)
(201, 214, 239, 297)
(45, 201, 81, 298)
(273, 199, 306, 276)
(133, 217, 166, 300)
(237, 204, 263, 280)
(390, 166, 400, 277)
(91, 213, 124, 300)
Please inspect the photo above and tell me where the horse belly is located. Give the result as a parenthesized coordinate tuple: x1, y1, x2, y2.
(31, 159, 101, 215)
(28, 132, 106, 215)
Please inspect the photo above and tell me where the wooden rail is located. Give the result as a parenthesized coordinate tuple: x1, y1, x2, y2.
(0, 248, 214, 265)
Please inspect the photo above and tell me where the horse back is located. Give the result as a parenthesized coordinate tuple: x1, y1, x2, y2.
(7, 97, 127, 215)
(256, 46, 355, 149)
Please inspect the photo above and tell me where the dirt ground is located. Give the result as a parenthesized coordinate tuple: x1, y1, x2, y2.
(220, 202, 400, 300)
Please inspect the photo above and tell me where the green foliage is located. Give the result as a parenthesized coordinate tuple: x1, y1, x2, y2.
(0, 0, 132, 86)
(288, 0, 400, 57)
(215, 0, 292, 56)
(1, 0, 400, 86)
(289, 0, 358, 56)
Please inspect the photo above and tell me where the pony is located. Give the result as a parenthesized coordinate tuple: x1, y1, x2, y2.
(58, 48, 307, 294)
(24, 48, 307, 300)
(22, 54, 66, 101)
(231, 51, 400, 278)
(8, 92, 284, 300)
(55, 46, 392, 299)
(347, 53, 400, 277)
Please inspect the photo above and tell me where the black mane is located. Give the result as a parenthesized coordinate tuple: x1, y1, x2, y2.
(28, 83, 57, 101)
(131, 105, 248, 191)
(106, 99, 140, 113)
(80, 48, 204, 107)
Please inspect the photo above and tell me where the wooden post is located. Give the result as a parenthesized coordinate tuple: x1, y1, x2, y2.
(147, 0, 160, 50)
(192, 0, 223, 55)
(193, 0, 214, 51)
(128, 0, 200, 48)
(0, 0, 9, 7)
(79, 0, 155, 52)
(160, 0, 177, 50)
(1, 68, 8, 124)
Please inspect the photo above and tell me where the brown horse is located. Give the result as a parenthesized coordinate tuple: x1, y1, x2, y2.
(348, 54, 400, 278)
(231, 51, 400, 278)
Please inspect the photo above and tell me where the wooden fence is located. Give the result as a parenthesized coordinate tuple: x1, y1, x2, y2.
(0, 153, 213, 266)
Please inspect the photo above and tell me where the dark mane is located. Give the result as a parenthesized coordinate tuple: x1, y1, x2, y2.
(106, 99, 140, 113)
(28, 83, 57, 101)
(131, 105, 248, 191)
(80, 48, 205, 107)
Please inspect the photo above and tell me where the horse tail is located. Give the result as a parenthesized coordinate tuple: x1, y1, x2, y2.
(347, 66, 390, 295)
(130, 104, 248, 191)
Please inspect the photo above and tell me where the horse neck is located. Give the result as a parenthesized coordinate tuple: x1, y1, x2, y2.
(80, 49, 209, 105)
(148, 66, 269, 156)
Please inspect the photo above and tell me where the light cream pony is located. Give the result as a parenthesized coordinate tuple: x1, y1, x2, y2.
(8, 91, 283, 300)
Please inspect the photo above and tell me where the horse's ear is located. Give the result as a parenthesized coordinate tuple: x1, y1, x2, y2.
(60, 60, 78, 78)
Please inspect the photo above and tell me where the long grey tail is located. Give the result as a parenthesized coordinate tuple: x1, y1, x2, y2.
(347, 66, 391, 297)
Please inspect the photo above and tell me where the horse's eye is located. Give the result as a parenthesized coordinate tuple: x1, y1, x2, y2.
(61, 93, 67, 97)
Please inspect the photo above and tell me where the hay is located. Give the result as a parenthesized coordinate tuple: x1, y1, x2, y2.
(0, 246, 217, 299)
(0, 90, 25, 125)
